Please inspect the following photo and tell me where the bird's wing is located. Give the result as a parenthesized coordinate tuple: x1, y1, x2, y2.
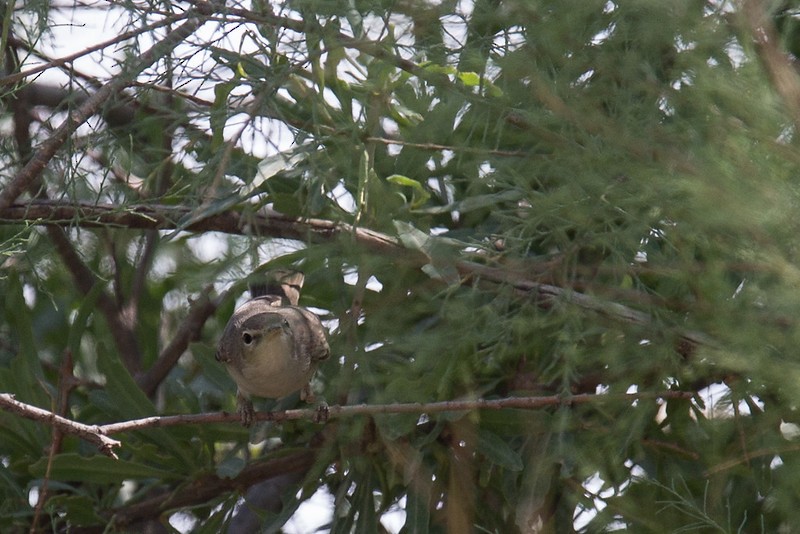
(278, 306, 330, 366)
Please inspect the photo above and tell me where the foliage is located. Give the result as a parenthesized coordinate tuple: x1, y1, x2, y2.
(2, 0, 800, 531)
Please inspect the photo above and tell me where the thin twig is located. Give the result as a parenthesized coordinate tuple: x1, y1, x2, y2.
(0, 5, 212, 209)
(31, 351, 79, 533)
(0, 10, 192, 88)
(0, 391, 692, 457)
(704, 442, 800, 477)
(99, 391, 694, 435)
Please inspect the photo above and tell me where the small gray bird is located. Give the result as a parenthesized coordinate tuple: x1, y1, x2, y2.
(216, 270, 330, 426)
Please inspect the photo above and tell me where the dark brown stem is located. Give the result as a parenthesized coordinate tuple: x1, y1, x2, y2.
(46, 226, 143, 373)
(136, 286, 225, 397)
(0, 200, 719, 353)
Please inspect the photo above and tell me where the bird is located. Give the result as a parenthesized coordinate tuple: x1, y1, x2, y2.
(216, 270, 330, 426)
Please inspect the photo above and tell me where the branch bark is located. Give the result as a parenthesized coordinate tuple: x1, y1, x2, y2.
(99, 390, 694, 435)
(0, 393, 120, 458)
(0, 391, 693, 458)
(0, 199, 718, 353)
(136, 286, 225, 397)
(743, 0, 800, 132)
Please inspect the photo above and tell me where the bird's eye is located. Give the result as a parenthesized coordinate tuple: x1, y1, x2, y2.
(242, 332, 253, 345)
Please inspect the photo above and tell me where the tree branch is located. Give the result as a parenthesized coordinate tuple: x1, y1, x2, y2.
(136, 286, 225, 397)
(743, 0, 800, 132)
(0, 391, 693, 461)
(99, 390, 694, 435)
(105, 450, 318, 530)
(0, 393, 120, 458)
(0, 5, 213, 209)
(0, 200, 719, 352)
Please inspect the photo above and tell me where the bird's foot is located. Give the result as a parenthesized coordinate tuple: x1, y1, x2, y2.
(237, 394, 255, 427)
(312, 401, 329, 424)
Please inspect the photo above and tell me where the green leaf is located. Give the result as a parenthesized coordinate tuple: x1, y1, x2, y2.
(413, 189, 523, 215)
(476, 430, 523, 472)
(457, 71, 481, 86)
(404, 486, 431, 533)
(248, 151, 308, 194)
(67, 282, 105, 358)
(211, 81, 236, 151)
(96, 347, 157, 420)
(215, 455, 246, 479)
(386, 174, 431, 208)
(45, 495, 103, 526)
(29, 453, 181, 483)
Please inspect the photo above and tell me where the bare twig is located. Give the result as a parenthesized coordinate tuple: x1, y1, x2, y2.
(0, 5, 213, 209)
(0, 393, 120, 458)
(0, 390, 691, 459)
(31, 351, 80, 533)
(0, 10, 192, 88)
(98, 390, 694, 435)
(704, 442, 800, 477)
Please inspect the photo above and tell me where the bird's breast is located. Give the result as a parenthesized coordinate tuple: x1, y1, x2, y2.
(226, 332, 314, 399)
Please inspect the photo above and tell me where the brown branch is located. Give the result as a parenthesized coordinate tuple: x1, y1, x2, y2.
(136, 286, 225, 397)
(31, 351, 80, 534)
(704, 441, 800, 477)
(46, 226, 143, 372)
(0, 200, 406, 255)
(98, 391, 694, 435)
(0, 393, 120, 458)
(0, 200, 719, 351)
(0, 389, 691, 467)
(106, 450, 318, 530)
(0, 6, 213, 210)
(743, 0, 800, 132)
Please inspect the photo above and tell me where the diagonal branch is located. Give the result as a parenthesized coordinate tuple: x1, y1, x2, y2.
(0, 4, 214, 209)
(46, 226, 143, 372)
(108, 450, 318, 529)
(743, 0, 800, 132)
(136, 286, 226, 397)
(0, 200, 720, 353)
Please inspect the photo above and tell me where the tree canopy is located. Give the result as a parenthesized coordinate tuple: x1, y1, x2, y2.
(3, 0, 800, 531)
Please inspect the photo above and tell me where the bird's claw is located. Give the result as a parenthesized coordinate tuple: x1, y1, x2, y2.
(312, 401, 329, 424)
(237, 395, 255, 427)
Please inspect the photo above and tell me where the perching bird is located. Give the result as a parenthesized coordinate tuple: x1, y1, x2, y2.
(216, 270, 330, 426)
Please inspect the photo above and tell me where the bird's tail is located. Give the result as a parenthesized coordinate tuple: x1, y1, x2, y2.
(249, 269, 305, 306)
